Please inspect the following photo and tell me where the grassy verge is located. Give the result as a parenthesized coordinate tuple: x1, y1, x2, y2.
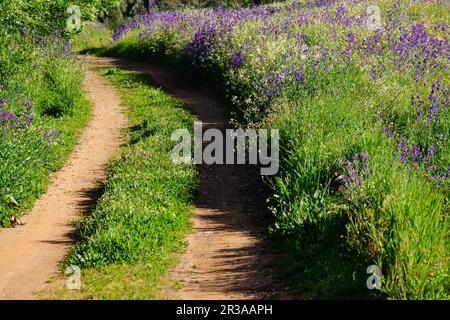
(45, 68, 196, 299)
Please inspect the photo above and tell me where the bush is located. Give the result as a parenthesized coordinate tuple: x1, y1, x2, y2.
(0, 0, 123, 37)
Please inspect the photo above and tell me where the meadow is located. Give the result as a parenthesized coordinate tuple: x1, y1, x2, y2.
(81, 0, 449, 299)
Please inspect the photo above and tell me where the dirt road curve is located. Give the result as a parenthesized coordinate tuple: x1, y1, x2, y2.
(0, 69, 127, 299)
(84, 56, 288, 300)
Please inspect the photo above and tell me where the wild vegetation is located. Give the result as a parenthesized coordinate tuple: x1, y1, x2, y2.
(0, 0, 147, 226)
(81, 0, 449, 299)
(0, 2, 95, 226)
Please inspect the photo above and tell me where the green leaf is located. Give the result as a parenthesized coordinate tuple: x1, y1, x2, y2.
(5, 194, 19, 207)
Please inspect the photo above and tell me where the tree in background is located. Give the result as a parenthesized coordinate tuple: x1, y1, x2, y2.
(120, 0, 277, 17)
(0, 0, 280, 37)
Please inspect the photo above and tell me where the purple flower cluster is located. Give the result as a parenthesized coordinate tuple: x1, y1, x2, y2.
(427, 165, 450, 187)
(0, 110, 18, 129)
(340, 152, 370, 193)
(395, 138, 450, 188)
(113, 20, 139, 42)
(0, 93, 34, 131)
(43, 129, 61, 146)
(390, 22, 449, 82)
(230, 51, 244, 68)
(396, 137, 435, 165)
(413, 81, 449, 127)
(187, 25, 218, 59)
(33, 33, 75, 60)
(1, 87, 59, 146)
(375, 79, 450, 188)
(257, 63, 308, 103)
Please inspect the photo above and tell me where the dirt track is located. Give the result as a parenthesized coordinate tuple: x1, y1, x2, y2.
(84, 56, 285, 300)
(0, 69, 127, 299)
(0, 56, 290, 300)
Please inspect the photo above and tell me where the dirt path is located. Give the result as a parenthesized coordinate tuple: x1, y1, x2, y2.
(0, 68, 127, 299)
(84, 56, 288, 300)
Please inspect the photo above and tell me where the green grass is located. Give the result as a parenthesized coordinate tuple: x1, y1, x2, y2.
(47, 69, 196, 299)
(46, 260, 178, 300)
(1, 99, 92, 223)
(72, 22, 115, 53)
(269, 65, 449, 299)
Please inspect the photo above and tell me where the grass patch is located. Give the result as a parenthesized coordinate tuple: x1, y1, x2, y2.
(46, 69, 196, 299)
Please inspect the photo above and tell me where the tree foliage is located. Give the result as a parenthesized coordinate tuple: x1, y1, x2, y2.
(0, 0, 123, 36)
